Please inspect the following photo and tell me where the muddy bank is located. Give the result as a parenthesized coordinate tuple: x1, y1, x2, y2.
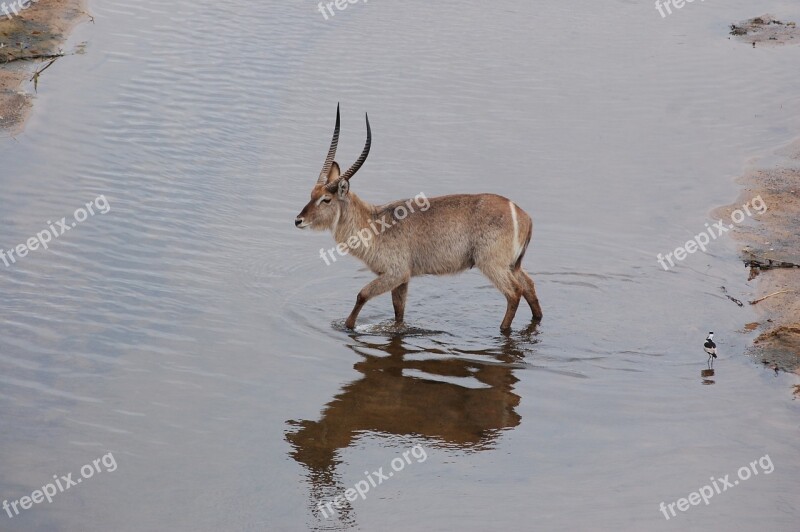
(714, 140, 800, 383)
(730, 14, 800, 47)
(0, 0, 87, 133)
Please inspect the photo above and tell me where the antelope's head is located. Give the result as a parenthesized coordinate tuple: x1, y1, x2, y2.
(295, 105, 371, 231)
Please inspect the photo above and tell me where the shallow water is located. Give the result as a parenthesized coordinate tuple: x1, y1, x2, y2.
(1, 0, 799, 530)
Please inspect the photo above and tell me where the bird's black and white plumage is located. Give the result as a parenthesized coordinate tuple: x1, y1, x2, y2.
(704, 332, 717, 361)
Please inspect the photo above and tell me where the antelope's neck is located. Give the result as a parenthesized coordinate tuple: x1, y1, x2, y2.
(333, 193, 375, 244)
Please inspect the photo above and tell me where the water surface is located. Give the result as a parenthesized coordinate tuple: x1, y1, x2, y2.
(1, 0, 799, 530)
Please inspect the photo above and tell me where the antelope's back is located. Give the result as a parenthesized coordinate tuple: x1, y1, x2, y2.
(377, 194, 526, 276)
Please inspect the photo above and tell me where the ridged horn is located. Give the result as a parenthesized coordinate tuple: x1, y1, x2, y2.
(317, 104, 341, 184)
(340, 113, 371, 182)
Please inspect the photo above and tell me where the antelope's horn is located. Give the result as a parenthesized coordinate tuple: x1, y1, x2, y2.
(340, 112, 371, 182)
(317, 103, 341, 184)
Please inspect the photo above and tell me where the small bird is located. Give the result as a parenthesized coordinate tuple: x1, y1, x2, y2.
(704, 332, 717, 365)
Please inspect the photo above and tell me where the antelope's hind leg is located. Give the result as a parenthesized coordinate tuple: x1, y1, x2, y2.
(516, 269, 543, 321)
(481, 266, 524, 332)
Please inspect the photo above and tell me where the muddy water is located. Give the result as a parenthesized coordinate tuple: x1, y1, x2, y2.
(1, 0, 799, 530)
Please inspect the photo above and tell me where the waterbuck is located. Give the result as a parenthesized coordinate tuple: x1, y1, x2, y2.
(295, 106, 543, 331)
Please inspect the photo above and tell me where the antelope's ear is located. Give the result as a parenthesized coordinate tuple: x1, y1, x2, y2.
(326, 162, 341, 184)
(337, 178, 350, 199)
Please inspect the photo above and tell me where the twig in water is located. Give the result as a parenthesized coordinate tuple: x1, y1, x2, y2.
(30, 56, 59, 92)
(749, 290, 792, 305)
(1, 51, 64, 65)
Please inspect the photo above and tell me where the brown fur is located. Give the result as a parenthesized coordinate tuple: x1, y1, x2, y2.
(296, 125, 542, 331)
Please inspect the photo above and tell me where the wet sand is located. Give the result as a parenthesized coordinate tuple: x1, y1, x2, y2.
(716, 13, 800, 393)
(0, 0, 87, 133)
(715, 139, 800, 388)
(730, 14, 800, 47)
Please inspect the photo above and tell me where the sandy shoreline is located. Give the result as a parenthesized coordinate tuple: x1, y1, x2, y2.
(714, 140, 800, 392)
(714, 14, 800, 394)
(0, 0, 87, 133)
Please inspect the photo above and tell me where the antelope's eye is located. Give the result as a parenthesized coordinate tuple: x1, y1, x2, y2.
(321, 197, 332, 204)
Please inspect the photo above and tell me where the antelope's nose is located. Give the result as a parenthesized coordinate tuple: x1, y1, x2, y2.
(295, 217, 303, 227)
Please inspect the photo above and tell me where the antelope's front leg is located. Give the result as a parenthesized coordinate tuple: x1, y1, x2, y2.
(345, 273, 408, 329)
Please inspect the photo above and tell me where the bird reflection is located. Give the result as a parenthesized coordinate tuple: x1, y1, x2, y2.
(701, 368, 715, 385)
(285, 324, 537, 527)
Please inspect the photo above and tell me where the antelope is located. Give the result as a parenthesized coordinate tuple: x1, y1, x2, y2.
(295, 106, 543, 331)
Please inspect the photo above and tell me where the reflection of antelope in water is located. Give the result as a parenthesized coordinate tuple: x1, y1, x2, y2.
(294, 106, 543, 331)
(285, 332, 533, 522)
